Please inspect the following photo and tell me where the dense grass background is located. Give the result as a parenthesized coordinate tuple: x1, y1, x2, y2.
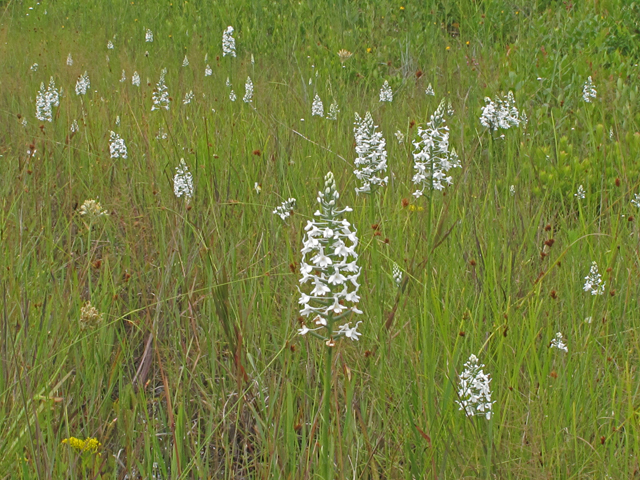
(2, 0, 640, 477)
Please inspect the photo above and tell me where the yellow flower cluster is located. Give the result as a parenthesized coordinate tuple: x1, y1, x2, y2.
(62, 437, 101, 454)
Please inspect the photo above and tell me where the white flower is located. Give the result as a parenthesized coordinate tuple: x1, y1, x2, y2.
(75, 72, 91, 95)
(631, 193, 640, 208)
(46, 77, 59, 107)
(243, 76, 253, 103)
(583, 261, 605, 296)
(379, 80, 393, 102)
(30, 63, 38, 72)
(119, 69, 126, 83)
(392, 263, 403, 288)
(479, 91, 520, 131)
(132, 71, 140, 86)
(183, 90, 195, 105)
(297, 172, 362, 342)
(395, 130, 405, 144)
(273, 198, 296, 221)
(425, 83, 435, 96)
(155, 127, 167, 140)
(145, 28, 154, 42)
(509, 185, 515, 196)
(109, 131, 128, 159)
(182, 55, 189, 67)
(115, 115, 120, 126)
(173, 158, 194, 198)
(582, 76, 597, 103)
(353, 112, 388, 194)
(550, 332, 568, 353)
(229, 90, 237, 102)
(254, 182, 261, 194)
(66, 53, 73, 66)
(327, 101, 339, 120)
(151, 68, 170, 111)
(204, 64, 212, 76)
(575, 185, 585, 200)
(456, 354, 494, 420)
(79, 199, 108, 219)
(35, 82, 52, 122)
(312, 94, 324, 117)
(222, 26, 236, 57)
(107, 40, 114, 50)
(412, 99, 461, 196)
(70, 119, 79, 133)
(226, 77, 232, 87)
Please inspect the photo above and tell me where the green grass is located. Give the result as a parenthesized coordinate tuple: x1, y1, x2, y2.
(1, 0, 640, 478)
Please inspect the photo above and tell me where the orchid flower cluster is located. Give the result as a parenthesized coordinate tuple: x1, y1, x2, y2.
(273, 198, 296, 221)
(222, 26, 236, 57)
(411, 99, 460, 197)
(550, 332, 568, 353)
(312, 94, 324, 117)
(243, 76, 253, 103)
(353, 112, 388, 194)
(456, 354, 495, 420)
(75, 72, 90, 95)
(479, 91, 521, 132)
(173, 158, 194, 199)
(109, 131, 128, 159)
(379, 80, 393, 102)
(583, 261, 605, 296)
(151, 68, 170, 111)
(298, 172, 362, 345)
(582, 76, 597, 103)
(35, 77, 60, 123)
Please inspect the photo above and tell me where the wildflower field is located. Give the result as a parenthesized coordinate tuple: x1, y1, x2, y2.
(2, 0, 640, 478)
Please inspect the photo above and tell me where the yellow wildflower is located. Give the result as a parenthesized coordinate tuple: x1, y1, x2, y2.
(62, 437, 101, 454)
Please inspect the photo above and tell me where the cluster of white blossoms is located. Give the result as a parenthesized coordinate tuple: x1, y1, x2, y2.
(204, 64, 213, 77)
(479, 91, 521, 131)
(575, 184, 586, 199)
(120, 70, 127, 83)
(151, 68, 170, 111)
(66, 53, 73, 66)
(132, 71, 141, 87)
(79, 199, 108, 220)
(631, 193, 640, 208)
(353, 112, 388, 194)
(379, 80, 393, 102)
(243, 76, 253, 103)
(425, 83, 435, 96)
(327, 101, 339, 120)
(173, 158, 194, 199)
(75, 71, 90, 95)
(273, 198, 296, 221)
(222, 26, 236, 57)
(35, 77, 60, 122)
(392, 263, 403, 288)
(456, 354, 494, 420)
(584, 261, 605, 296)
(582, 76, 597, 103)
(183, 90, 194, 105)
(182, 55, 189, 67)
(109, 131, 128, 159)
(312, 94, 324, 117)
(298, 172, 362, 344)
(412, 99, 460, 197)
(550, 332, 568, 353)
(145, 28, 154, 42)
(70, 119, 79, 133)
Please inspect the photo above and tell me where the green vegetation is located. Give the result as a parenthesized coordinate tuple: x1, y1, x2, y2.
(1, 0, 640, 477)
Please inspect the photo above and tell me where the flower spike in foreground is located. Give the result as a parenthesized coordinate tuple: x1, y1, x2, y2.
(479, 91, 521, 132)
(298, 172, 362, 344)
(353, 112, 388, 194)
(456, 354, 494, 420)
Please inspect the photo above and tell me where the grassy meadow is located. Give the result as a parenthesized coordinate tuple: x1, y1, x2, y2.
(2, 0, 640, 477)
